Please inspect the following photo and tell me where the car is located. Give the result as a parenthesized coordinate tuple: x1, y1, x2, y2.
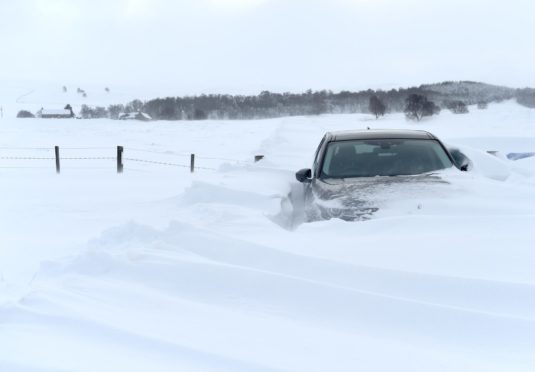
(295, 129, 469, 221)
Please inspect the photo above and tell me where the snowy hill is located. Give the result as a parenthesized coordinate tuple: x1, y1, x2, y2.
(420, 81, 517, 104)
(0, 80, 183, 119)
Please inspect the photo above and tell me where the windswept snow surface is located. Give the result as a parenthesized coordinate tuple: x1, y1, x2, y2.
(2, 101, 535, 371)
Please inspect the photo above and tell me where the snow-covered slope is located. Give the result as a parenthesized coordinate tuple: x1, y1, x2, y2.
(1, 101, 535, 371)
(0, 80, 181, 118)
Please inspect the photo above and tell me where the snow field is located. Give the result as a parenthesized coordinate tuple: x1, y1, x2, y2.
(1, 101, 535, 371)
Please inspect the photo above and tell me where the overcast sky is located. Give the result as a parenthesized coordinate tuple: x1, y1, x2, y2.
(1, 0, 534, 94)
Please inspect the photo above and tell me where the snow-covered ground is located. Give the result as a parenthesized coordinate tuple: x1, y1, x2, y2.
(2, 100, 535, 371)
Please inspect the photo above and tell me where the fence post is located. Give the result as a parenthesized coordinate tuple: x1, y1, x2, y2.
(254, 155, 264, 162)
(55, 146, 60, 174)
(190, 154, 195, 173)
(117, 146, 124, 173)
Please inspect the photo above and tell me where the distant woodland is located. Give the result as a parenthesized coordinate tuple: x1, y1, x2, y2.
(54, 81, 535, 121)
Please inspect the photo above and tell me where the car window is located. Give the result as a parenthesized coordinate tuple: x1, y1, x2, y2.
(321, 139, 453, 178)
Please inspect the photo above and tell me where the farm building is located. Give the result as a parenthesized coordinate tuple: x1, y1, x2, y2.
(37, 105, 75, 119)
(118, 111, 152, 121)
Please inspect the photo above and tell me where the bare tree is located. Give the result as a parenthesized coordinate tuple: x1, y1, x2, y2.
(108, 104, 125, 119)
(126, 99, 143, 112)
(404, 94, 440, 121)
(368, 95, 386, 119)
(17, 110, 35, 118)
(445, 100, 469, 114)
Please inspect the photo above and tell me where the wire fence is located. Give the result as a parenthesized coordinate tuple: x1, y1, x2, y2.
(0, 146, 262, 173)
(123, 157, 217, 170)
(0, 156, 115, 160)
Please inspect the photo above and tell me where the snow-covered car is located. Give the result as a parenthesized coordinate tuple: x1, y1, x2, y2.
(295, 129, 469, 221)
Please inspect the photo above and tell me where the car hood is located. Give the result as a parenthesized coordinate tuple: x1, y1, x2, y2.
(315, 173, 449, 199)
(308, 172, 452, 221)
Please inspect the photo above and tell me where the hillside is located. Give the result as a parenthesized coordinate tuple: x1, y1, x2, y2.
(420, 81, 517, 105)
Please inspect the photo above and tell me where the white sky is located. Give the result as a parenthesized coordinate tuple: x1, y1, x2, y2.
(1, 0, 534, 94)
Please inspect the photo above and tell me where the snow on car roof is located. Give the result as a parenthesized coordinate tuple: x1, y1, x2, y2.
(328, 129, 436, 141)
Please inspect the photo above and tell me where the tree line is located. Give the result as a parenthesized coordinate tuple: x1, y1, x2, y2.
(131, 85, 493, 120)
(17, 81, 535, 121)
(114, 81, 522, 121)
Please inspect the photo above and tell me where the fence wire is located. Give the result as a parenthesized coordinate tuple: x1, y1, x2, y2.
(0, 156, 115, 160)
(126, 148, 248, 164)
(124, 158, 217, 170)
(1, 148, 249, 162)
(0, 146, 245, 172)
(0, 147, 52, 151)
(0, 156, 56, 160)
(60, 157, 116, 160)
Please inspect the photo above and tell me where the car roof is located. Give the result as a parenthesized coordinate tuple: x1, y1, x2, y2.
(326, 129, 437, 141)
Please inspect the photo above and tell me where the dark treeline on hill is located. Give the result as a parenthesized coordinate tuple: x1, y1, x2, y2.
(517, 88, 535, 108)
(78, 81, 535, 120)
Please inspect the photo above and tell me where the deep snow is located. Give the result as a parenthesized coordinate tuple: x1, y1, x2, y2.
(2, 100, 535, 371)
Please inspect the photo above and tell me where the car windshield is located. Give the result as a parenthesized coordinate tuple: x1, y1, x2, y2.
(321, 139, 453, 178)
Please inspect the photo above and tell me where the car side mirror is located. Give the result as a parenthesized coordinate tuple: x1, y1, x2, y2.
(295, 168, 312, 183)
(448, 148, 471, 172)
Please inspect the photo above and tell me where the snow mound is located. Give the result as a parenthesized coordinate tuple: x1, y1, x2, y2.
(4, 105, 535, 371)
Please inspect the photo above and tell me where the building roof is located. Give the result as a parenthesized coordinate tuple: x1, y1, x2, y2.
(40, 109, 72, 116)
(119, 112, 152, 120)
(327, 129, 436, 141)
(137, 112, 152, 120)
